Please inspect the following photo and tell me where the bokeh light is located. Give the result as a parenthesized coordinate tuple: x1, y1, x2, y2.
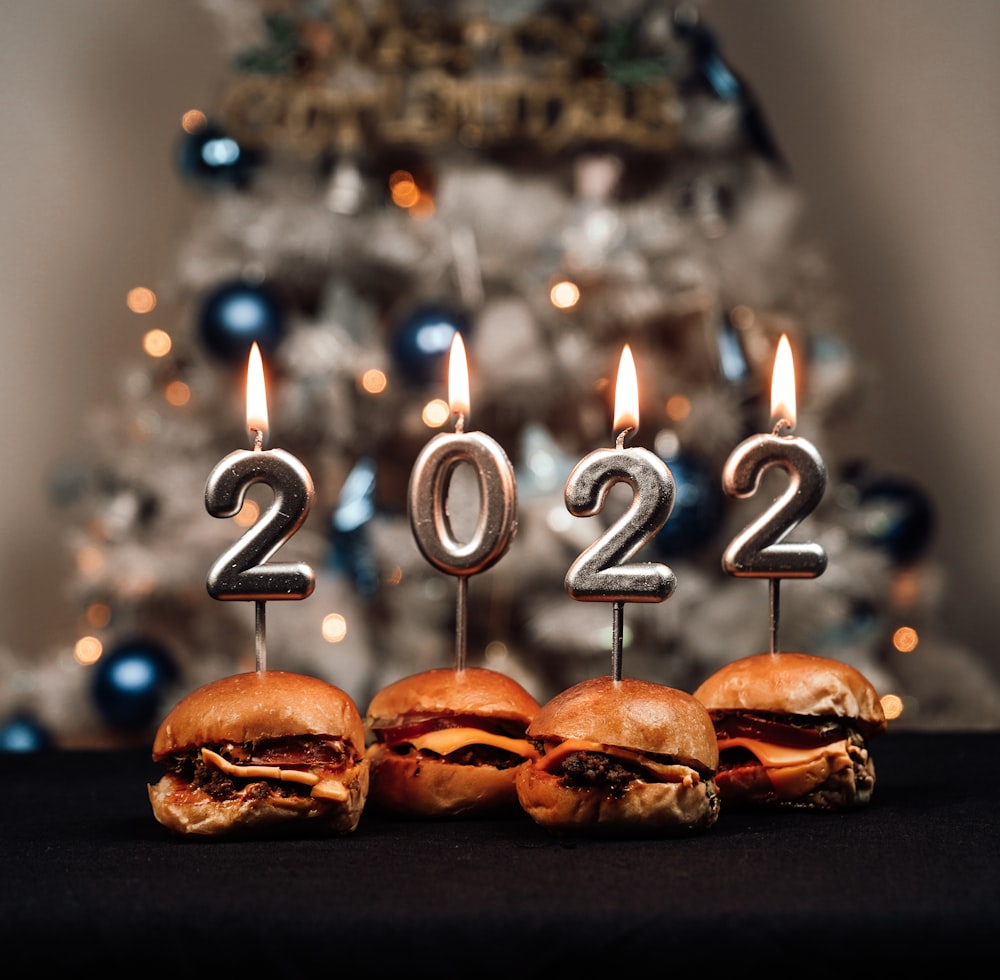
(85, 602, 112, 629)
(321, 613, 348, 643)
(126, 286, 157, 314)
(142, 329, 172, 358)
(389, 170, 420, 208)
(665, 394, 692, 422)
(74, 636, 103, 666)
(360, 368, 387, 394)
(181, 109, 207, 134)
(422, 398, 450, 427)
(893, 626, 919, 652)
(881, 693, 904, 720)
(550, 280, 580, 309)
(164, 380, 191, 407)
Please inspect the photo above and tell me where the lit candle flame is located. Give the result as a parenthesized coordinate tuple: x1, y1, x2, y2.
(448, 333, 471, 422)
(770, 333, 796, 429)
(613, 344, 640, 436)
(246, 342, 269, 444)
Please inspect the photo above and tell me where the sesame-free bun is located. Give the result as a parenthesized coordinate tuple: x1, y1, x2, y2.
(148, 670, 369, 836)
(152, 670, 365, 759)
(693, 652, 887, 736)
(364, 667, 540, 818)
(365, 667, 539, 729)
(515, 676, 720, 836)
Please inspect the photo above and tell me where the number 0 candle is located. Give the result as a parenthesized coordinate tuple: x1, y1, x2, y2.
(204, 342, 316, 671)
(408, 334, 517, 672)
(721, 333, 827, 653)
(564, 344, 676, 681)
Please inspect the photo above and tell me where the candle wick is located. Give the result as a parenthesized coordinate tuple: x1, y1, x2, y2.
(615, 426, 633, 450)
(772, 418, 793, 437)
(454, 412, 466, 435)
(251, 427, 264, 451)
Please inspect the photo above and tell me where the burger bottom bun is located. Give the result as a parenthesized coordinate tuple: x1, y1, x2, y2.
(147, 762, 370, 837)
(366, 746, 527, 817)
(515, 765, 720, 837)
(717, 750, 876, 811)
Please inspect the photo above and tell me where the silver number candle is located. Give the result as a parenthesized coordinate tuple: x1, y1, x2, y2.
(564, 345, 676, 681)
(721, 334, 827, 652)
(204, 343, 316, 670)
(407, 334, 517, 671)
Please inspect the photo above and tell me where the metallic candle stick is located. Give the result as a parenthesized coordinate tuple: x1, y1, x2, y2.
(204, 342, 316, 671)
(564, 345, 676, 682)
(408, 334, 517, 673)
(721, 334, 827, 653)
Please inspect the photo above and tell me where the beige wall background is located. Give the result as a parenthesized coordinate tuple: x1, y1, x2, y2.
(0, 2, 998, 696)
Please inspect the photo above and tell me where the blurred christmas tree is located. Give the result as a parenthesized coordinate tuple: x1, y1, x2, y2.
(6, 0, 999, 749)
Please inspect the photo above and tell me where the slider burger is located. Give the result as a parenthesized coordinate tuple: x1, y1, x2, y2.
(364, 667, 541, 817)
(515, 675, 720, 836)
(148, 670, 370, 836)
(693, 652, 887, 810)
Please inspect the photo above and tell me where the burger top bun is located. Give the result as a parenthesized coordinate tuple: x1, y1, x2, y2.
(693, 652, 887, 738)
(365, 667, 539, 727)
(152, 670, 364, 758)
(529, 675, 718, 771)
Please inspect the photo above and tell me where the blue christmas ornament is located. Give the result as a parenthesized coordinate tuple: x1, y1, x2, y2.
(673, 11, 786, 170)
(715, 311, 750, 384)
(329, 457, 379, 597)
(655, 451, 725, 557)
(391, 304, 470, 386)
(0, 714, 53, 753)
(177, 121, 258, 188)
(197, 279, 286, 363)
(849, 470, 936, 565)
(92, 639, 177, 732)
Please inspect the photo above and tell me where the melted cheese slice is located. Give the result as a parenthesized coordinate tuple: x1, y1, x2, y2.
(717, 736, 854, 797)
(536, 737, 700, 786)
(200, 747, 349, 800)
(403, 726, 539, 761)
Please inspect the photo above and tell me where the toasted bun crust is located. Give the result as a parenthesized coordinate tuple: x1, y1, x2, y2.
(693, 652, 887, 737)
(147, 762, 370, 836)
(515, 764, 719, 836)
(528, 675, 719, 770)
(365, 745, 527, 817)
(152, 670, 365, 758)
(365, 667, 540, 728)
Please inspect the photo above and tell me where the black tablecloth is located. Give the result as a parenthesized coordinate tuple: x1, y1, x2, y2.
(2, 733, 997, 975)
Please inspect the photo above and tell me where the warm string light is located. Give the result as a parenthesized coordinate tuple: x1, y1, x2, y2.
(389, 169, 435, 217)
(550, 279, 580, 309)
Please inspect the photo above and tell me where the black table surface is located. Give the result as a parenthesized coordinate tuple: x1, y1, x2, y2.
(2, 732, 997, 975)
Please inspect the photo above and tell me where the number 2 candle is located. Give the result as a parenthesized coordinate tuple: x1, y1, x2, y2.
(564, 344, 676, 681)
(721, 333, 827, 653)
(204, 342, 316, 671)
